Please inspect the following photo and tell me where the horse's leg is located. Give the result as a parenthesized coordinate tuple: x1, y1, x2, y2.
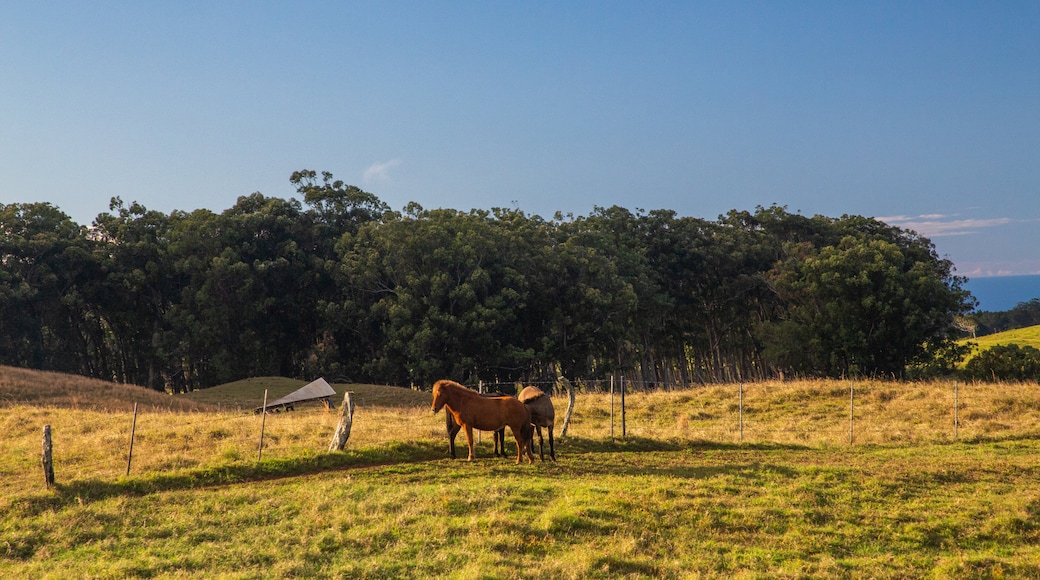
(536, 425, 545, 461)
(516, 423, 534, 464)
(548, 425, 556, 461)
(495, 427, 506, 457)
(446, 414, 460, 459)
(463, 425, 476, 461)
(525, 424, 536, 463)
(512, 426, 524, 464)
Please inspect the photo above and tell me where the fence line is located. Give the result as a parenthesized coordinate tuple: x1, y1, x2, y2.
(478, 377, 1035, 446)
(23, 378, 1040, 489)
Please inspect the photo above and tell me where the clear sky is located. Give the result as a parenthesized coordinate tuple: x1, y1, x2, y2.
(3, 2, 1038, 278)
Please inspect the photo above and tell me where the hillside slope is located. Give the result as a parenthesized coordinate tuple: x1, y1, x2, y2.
(0, 366, 209, 412)
(961, 324, 1040, 362)
(179, 376, 430, 409)
(0, 367, 431, 412)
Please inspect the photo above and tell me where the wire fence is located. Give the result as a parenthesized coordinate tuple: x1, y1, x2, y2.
(10, 378, 1040, 492)
(480, 378, 1040, 447)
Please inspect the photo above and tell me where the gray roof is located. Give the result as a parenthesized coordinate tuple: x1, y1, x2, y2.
(260, 377, 336, 410)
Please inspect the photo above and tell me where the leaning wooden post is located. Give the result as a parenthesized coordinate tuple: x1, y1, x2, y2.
(328, 392, 356, 452)
(42, 425, 55, 489)
(257, 389, 268, 462)
(556, 367, 576, 437)
(126, 402, 138, 476)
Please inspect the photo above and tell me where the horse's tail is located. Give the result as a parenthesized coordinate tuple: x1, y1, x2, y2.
(521, 420, 535, 444)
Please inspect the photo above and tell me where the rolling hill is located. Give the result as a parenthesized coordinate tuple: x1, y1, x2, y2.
(960, 324, 1040, 363)
(179, 376, 430, 409)
(0, 365, 209, 412)
(0, 365, 429, 412)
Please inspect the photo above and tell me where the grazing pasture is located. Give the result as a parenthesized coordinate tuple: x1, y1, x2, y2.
(959, 323, 1040, 365)
(3, 369, 1040, 577)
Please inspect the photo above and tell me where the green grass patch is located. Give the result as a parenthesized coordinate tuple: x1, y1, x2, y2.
(7, 371, 1040, 577)
(960, 324, 1040, 364)
(180, 376, 430, 410)
(4, 441, 1040, 578)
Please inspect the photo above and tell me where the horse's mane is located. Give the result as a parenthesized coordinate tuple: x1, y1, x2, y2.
(436, 380, 513, 399)
(434, 379, 476, 395)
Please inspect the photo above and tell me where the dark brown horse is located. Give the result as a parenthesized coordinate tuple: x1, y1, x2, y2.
(518, 385, 556, 461)
(446, 391, 507, 459)
(432, 380, 534, 464)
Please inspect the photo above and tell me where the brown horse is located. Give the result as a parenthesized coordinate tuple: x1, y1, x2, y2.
(518, 386, 556, 461)
(446, 391, 507, 459)
(432, 380, 534, 464)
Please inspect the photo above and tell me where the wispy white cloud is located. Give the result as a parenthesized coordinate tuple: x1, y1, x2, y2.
(362, 159, 402, 183)
(956, 261, 1040, 278)
(876, 213, 1013, 237)
(879, 212, 1040, 277)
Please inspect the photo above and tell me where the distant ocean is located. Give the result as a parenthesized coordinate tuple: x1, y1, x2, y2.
(962, 274, 1040, 312)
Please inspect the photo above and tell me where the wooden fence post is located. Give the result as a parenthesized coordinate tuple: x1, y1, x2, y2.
(739, 382, 744, 444)
(849, 381, 854, 445)
(610, 375, 615, 442)
(477, 381, 483, 445)
(257, 389, 268, 462)
(126, 402, 138, 476)
(42, 425, 55, 489)
(621, 375, 626, 439)
(556, 367, 576, 437)
(954, 381, 959, 440)
(328, 392, 356, 452)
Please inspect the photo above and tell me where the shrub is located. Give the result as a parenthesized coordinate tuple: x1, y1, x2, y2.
(963, 344, 1040, 383)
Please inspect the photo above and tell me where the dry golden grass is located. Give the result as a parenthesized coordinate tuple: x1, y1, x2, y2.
(0, 366, 209, 413)
(5, 369, 1040, 499)
(6, 369, 1040, 577)
(585, 378, 1040, 445)
(0, 403, 443, 497)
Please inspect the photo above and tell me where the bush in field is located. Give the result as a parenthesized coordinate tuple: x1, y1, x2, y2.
(964, 344, 1040, 383)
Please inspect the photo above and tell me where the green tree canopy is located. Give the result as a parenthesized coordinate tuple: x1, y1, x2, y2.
(0, 178, 977, 389)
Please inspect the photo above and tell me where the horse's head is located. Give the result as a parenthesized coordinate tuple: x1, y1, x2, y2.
(431, 381, 447, 414)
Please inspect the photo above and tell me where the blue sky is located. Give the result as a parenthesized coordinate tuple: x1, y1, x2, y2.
(3, 2, 1038, 278)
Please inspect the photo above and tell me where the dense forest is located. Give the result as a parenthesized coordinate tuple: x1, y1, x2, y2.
(1, 171, 975, 392)
(972, 299, 1040, 336)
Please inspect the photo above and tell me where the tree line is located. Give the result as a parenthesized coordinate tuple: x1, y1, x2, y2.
(973, 299, 1040, 336)
(1, 170, 975, 392)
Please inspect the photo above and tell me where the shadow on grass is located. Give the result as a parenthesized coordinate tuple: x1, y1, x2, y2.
(561, 434, 812, 454)
(540, 436, 807, 480)
(10, 436, 815, 515)
(11, 439, 448, 515)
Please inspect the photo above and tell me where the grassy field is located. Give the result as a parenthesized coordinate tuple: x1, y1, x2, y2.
(960, 324, 1040, 364)
(179, 376, 430, 410)
(4, 367, 1040, 577)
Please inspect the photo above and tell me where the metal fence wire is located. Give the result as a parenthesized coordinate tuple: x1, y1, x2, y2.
(481, 378, 1040, 447)
(22, 378, 1040, 490)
